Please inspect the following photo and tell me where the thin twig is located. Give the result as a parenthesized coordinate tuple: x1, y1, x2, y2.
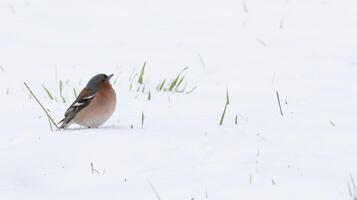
(24, 82, 59, 129)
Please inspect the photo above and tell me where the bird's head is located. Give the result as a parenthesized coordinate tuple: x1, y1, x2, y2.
(86, 74, 114, 91)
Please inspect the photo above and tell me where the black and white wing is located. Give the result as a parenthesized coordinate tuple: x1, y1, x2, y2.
(58, 88, 96, 129)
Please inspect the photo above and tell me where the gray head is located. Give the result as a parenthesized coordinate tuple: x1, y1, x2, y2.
(86, 74, 114, 91)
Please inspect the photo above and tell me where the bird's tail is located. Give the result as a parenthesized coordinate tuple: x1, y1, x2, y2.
(58, 118, 71, 129)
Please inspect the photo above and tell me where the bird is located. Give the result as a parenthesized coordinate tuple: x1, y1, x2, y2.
(58, 74, 117, 129)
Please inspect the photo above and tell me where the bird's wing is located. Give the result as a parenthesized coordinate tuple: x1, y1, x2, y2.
(59, 88, 97, 128)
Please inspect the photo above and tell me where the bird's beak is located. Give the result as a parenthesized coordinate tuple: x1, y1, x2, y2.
(107, 74, 114, 81)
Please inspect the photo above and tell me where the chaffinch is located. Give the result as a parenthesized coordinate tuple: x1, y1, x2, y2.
(59, 74, 117, 129)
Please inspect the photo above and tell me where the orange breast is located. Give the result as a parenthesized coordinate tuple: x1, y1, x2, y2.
(73, 85, 117, 127)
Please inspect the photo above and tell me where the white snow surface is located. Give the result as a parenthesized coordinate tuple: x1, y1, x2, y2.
(1, 0, 357, 199)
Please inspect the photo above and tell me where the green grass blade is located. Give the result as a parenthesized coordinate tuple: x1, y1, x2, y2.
(141, 112, 144, 128)
(73, 87, 77, 98)
(169, 67, 188, 91)
(148, 91, 151, 100)
(59, 80, 63, 96)
(219, 102, 228, 125)
(176, 82, 187, 93)
(158, 79, 166, 91)
(175, 76, 185, 91)
(185, 86, 197, 94)
(113, 72, 121, 84)
(41, 85, 54, 100)
(138, 61, 146, 84)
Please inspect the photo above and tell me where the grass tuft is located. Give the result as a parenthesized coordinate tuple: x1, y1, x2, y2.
(129, 63, 196, 95)
(168, 67, 188, 91)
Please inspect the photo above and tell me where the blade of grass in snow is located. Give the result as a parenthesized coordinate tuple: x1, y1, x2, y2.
(276, 91, 283, 116)
(186, 86, 197, 94)
(73, 87, 77, 98)
(41, 84, 54, 100)
(156, 80, 162, 90)
(128, 68, 136, 82)
(347, 174, 357, 199)
(226, 88, 230, 105)
(129, 73, 138, 90)
(256, 38, 267, 47)
(138, 61, 146, 84)
(113, 72, 121, 84)
(47, 117, 53, 132)
(176, 76, 185, 88)
(350, 174, 356, 190)
(197, 53, 206, 67)
(168, 67, 188, 91)
(59, 80, 66, 103)
(176, 82, 188, 93)
(158, 79, 166, 91)
(219, 102, 228, 126)
(242, 0, 248, 13)
(219, 89, 229, 125)
(168, 80, 177, 91)
(147, 180, 161, 200)
(141, 112, 144, 128)
(148, 91, 151, 100)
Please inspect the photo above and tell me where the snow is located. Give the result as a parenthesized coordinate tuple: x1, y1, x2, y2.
(0, 0, 357, 199)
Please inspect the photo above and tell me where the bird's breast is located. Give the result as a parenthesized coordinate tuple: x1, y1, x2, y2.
(74, 87, 116, 127)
